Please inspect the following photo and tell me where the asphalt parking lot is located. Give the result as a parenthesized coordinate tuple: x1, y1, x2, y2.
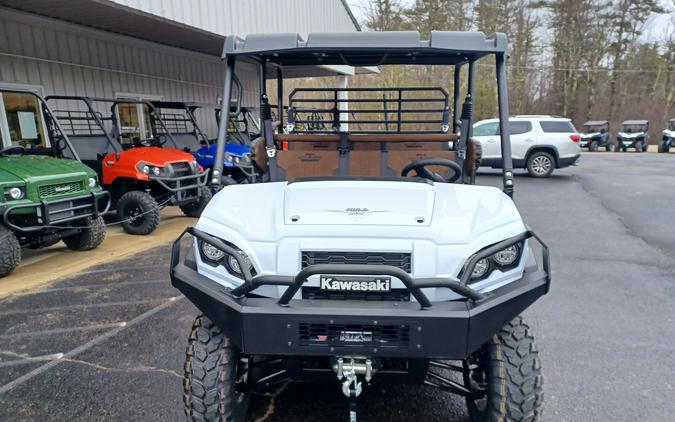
(0, 152, 673, 422)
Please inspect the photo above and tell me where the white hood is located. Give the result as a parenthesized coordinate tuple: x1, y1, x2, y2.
(199, 180, 525, 245)
(618, 132, 644, 138)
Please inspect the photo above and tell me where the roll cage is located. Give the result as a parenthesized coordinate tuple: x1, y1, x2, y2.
(211, 31, 515, 197)
(621, 120, 649, 132)
(45, 96, 182, 153)
(0, 89, 82, 161)
(582, 120, 609, 133)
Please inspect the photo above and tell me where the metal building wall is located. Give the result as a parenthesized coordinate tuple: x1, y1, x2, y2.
(110, 0, 359, 36)
(0, 8, 258, 137)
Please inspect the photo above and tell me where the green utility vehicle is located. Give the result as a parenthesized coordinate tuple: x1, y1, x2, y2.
(0, 89, 110, 277)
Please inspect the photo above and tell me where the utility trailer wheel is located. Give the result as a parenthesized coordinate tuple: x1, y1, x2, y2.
(180, 186, 213, 218)
(117, 191, 160, 235)
(183, 314, 249, 422)
(464, 316, 543, 422)
(526, 152, 554, 178)
(62, 215, 106, 251)
(0, 224, 21, 278)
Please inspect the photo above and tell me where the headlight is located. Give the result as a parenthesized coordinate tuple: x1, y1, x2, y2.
(6, 187, 25, 200)
(151, 166, 161, 176)
(226, 251, 252, 275)
(201, 242, 226, 262)
(226, 153, 234, 162)
(141, 165, 150, 174)
(198, 239, 255, 278)
(88, 177, 97, 188)
(493, 245, 519, 266)
(471, 258, 490, 280)
(466, 242, 523, 283)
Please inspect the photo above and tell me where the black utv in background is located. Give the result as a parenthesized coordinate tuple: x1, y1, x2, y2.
(580, 120, 612, 151)
(616, 120, 649, 152)
(660, 119, 675, 153)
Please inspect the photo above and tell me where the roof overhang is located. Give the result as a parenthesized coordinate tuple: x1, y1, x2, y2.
(0, 1, 375, 78)
(622, 120, 649, 125)
(583, 120, 609, 126)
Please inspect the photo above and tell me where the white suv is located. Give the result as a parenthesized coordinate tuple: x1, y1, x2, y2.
(473, 115, 581, 177)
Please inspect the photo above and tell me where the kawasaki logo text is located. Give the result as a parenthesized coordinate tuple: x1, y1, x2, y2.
(319, 277, 391, 292)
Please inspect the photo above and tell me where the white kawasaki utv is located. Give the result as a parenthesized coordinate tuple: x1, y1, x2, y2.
(170, 31, 551, 422)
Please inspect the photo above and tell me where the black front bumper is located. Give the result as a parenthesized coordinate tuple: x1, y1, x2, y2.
(170, 228, 550, 360)
(1, 191, 110, 232)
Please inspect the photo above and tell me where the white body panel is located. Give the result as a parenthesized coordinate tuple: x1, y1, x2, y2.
(473, 116, 580, 167)
(617, 131, 648, 147)
(663, 129, 675, 139)
(194, 180, 529, 302)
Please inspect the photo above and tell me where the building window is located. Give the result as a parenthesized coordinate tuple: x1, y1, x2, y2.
(0, 86, 48, 149)
(115, 93, 163, 146)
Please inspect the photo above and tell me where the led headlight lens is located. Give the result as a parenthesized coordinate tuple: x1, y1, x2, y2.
(141, 165, 150, 174)
(201, 242, 226, 262)
(151, 166, 161, 176)
(226, 154, 234, 162)
(88, 177, 97, 188)
(471, 258, 490, 279)
(7, 187, 24, 200)
(227, 251, 252, 275)
(493, 245, 519, 266)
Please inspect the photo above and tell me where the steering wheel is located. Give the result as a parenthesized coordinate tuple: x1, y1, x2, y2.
(0, 146, 26, 156)
(154, 134, 169, 147)
(401, 158, 462, 183)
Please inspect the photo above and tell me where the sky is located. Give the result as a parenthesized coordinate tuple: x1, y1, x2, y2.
(345, 0, 675, 43)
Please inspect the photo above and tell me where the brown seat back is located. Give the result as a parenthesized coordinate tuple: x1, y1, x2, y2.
(263, 133, 471, 180)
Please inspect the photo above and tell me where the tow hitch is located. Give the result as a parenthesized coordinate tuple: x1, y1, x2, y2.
(334, 357, 376, 422)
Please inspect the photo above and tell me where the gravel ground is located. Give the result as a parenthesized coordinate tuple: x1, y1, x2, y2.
(0, 152, 673, 422)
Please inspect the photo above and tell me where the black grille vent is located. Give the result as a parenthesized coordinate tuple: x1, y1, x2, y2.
(298, 323, 410, 349)
(302, 287, 410, 302)
(171, 162, 192, 176)
(301, 251, 412, 273)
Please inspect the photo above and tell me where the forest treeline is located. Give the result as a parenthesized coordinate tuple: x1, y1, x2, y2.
(352, 0, 675, 138)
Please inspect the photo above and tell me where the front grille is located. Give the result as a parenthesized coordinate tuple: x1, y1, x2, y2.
(302, 287, 410, 302)
(301, 251, 412, 273)
(38, 181, 84, 198)
(298, 323, 410, 349)
(171, 162, 193, 177)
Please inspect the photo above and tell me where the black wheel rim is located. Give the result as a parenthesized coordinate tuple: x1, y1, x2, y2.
(122, 203, 145, 227)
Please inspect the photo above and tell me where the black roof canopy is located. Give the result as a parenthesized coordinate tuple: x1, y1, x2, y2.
(222, 31, 508, 66)
(583, 120, 609, 126)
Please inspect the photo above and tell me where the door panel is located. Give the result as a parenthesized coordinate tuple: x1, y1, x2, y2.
(472, 121, 500, 159)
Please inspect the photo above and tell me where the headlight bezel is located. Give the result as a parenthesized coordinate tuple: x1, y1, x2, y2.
(197, 238, 256, 279)
(465, 241, 524, 284)
(136, 162, 167, 177)
(4, 186, 25, 201)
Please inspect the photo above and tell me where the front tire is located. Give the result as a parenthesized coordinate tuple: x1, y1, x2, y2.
(635, 141, 644, 153)
(0, 225, 21, 278)
(526, 152, 554, 178)
(183, 315, 249, 422)
(605, 143, 614, 152)
(589, 141, 598, 152)
(117, 191, 160, 235)
(180, 186, 213, 218)
(464, 316, 544, 422)
(62, 216, 106, 250)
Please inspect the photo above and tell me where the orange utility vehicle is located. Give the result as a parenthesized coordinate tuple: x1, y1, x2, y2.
(47, 96, 210, 235)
